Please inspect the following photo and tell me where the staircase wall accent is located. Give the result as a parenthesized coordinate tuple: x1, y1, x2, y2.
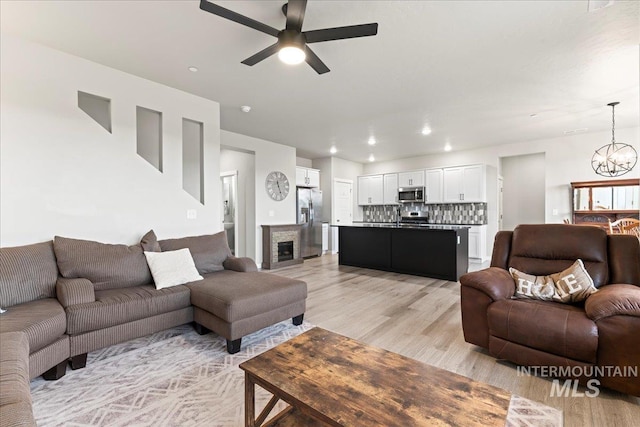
(77, 91, 111, 133)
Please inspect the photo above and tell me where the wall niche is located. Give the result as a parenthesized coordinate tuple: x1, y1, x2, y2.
(182, 118, 204, 203)
(78, 91, 111, 133)
(136, 106, 163, 172)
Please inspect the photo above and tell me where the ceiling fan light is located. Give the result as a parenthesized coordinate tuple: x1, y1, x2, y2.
(278, 46, 306, 65)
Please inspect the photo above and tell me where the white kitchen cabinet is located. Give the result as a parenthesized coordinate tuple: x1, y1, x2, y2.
(398, 170, 425, 188)
(467, 225, 487, 260)
(296, 167, 320, 187)
(424, 168, 443, 203)
(383, 173, 399, 204)
(443, 165, 486, 202)
(358, 175, 384, 205)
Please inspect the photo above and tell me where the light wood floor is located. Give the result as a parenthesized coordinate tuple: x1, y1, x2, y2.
(274, 254, 639, 427)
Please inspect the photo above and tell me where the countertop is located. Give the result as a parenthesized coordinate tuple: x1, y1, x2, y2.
(334, 222, 471, 230)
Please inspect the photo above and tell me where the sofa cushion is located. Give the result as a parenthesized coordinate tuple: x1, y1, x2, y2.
(188, 270, 307, 323)
(488, 298, 598, 363)
(144, 249, 203, 289)
(159, 231, 231, 275)
(0, 241, 58, 308)
(140, 230, 161, 252)
(65, 285, 191, 335)
(508, 224, 609, 287)
(54, 236, 152, 291)
(0, 299, 67, 354)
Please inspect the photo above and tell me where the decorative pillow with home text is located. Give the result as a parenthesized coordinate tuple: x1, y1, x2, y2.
(510, 259, 597, 303)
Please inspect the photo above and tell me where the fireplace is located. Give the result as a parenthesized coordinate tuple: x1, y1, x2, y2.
(278, 241, 294, 262)
(261, 224, 303, 269)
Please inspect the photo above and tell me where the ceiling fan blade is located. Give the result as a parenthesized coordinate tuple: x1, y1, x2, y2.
(199, 0, 279, 37)
(285, 0, 307, 32)
(304, 23, 378, 43)
(304, 46, 330, 75)
(241, 43, 280, 66)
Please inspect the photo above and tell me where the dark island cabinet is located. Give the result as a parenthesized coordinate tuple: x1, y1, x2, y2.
(337, 225, 469, 281)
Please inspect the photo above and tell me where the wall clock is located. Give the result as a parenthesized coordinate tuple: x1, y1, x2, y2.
(265, 171, 290, 201)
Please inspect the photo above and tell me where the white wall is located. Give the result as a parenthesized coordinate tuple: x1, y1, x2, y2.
(501, 153, 546, 230)
(296, 157, 313, 168)
(311, 157, 333, 222)
(312, 157, 364, 224)
(220, 130, 296, 265)
(0, 35, 221, 246)
(363, 128, 640, 223)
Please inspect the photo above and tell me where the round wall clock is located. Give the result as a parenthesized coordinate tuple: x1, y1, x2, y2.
(265, 171, 290, 201)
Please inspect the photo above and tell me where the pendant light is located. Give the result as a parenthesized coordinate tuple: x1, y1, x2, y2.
(591, 102, 637, 177)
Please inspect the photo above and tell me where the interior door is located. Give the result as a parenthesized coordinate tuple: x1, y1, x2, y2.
(334, 180, 353, 225)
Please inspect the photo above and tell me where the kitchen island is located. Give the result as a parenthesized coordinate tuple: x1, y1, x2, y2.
(336, 224, 469, 281)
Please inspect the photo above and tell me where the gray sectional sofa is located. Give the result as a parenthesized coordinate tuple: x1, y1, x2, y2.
(0, 230, 307, 427)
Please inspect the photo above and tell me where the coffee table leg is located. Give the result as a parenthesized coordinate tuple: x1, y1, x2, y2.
(245, 372, 256, 427)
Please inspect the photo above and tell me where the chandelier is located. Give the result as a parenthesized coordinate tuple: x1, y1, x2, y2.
(591, 102, 637, 177)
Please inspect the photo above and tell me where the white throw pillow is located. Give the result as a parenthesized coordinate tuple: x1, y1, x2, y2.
(144, 248, 203, 289)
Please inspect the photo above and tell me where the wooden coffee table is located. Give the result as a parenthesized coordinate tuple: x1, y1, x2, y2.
(239, 327, 510, 426)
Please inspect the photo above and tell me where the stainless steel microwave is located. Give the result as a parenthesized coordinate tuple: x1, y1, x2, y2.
(398, 187, 425, 203)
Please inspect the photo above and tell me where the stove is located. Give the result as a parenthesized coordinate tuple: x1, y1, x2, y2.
(400, 211, 430, 225)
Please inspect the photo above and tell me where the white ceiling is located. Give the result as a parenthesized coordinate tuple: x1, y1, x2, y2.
(1, 0, 638, 163)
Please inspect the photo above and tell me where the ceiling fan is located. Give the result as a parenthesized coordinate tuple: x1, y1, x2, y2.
(199, 0, 378, 74)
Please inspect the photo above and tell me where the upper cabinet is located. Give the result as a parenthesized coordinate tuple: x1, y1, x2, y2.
(296, 167, 320, 188)
(356, 164, 493, 205)
(358, 175, 384, 206)
(425, 169, 443, 203)
(571, 178, 639, 225)
(443, 165, 486, 202)
(383, 173, 399, 205)
(398, 170, 425, 188)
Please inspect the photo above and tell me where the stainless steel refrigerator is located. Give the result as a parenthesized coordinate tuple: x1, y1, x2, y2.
(297, 188, 323, 258)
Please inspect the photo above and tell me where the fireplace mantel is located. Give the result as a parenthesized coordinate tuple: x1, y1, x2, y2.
(261, 224, 304, 270)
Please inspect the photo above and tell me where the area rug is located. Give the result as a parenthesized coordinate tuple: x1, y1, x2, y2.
(30, 321, 562, 426)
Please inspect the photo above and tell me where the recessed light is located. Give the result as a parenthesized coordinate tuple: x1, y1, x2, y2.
(529, 113, 537, 118)
(240, 105, 251, 113)
(330, 146, 337, 154)
(444, 144, 452, 152)
(368, 154, 375, 162)
(188, 66, 199, 72)
(368, 137, 376, 146)
(421, 126, 432, 135)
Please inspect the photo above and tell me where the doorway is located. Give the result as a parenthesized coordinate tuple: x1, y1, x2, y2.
(220, 147, 256, 259)
(500, 153, 545, 230)
(220, 172, 238, 255)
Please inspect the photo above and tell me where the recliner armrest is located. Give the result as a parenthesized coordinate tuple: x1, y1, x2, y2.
(56, 277, 95, 308)
(223, 256, 258, 273)
(585, 284, 640, 321)
(459, 267, 515, 301)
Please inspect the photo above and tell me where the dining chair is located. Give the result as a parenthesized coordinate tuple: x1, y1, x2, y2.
(608, 218, 640, 237)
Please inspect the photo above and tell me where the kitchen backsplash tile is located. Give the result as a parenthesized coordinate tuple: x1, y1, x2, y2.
(363, 203, 488, 225)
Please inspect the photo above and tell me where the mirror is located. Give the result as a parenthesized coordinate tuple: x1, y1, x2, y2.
(613, 186, 639, 210)
(592, 187, 612, 210)
(573, 188, 590, 211)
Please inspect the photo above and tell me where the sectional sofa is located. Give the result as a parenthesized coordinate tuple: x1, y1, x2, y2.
(0, 230, 307, 427)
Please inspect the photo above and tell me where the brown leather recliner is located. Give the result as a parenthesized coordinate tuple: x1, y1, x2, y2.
(460, 224, 640, 396)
